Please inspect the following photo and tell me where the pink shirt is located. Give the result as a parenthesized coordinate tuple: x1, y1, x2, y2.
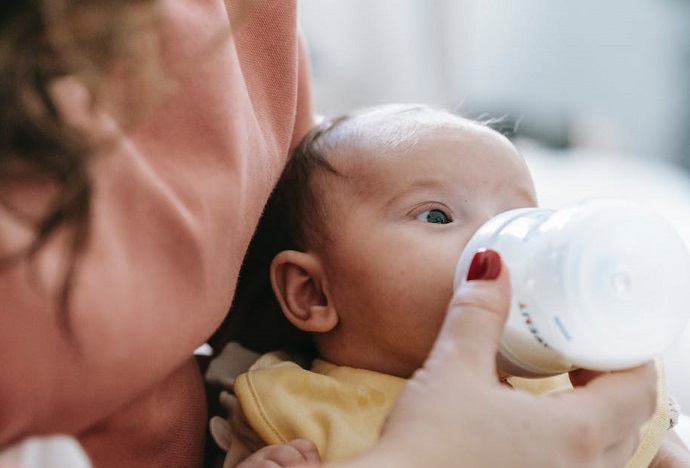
(0, 1, 312, 466)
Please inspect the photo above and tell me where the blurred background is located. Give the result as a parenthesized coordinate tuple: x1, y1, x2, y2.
(298, 0, 690, 428)
(298, 0, 690, 165)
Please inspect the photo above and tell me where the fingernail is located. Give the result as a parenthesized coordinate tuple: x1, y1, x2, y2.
(466, 249, 501, 281)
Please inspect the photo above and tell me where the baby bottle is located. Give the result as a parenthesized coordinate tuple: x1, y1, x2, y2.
(454, 199, 690, 377)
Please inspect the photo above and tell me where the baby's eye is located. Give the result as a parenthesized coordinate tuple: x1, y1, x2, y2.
(416, 209, 452, 224)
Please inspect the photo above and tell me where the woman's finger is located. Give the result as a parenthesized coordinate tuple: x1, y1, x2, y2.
(431, 250, 511, 381)
(553, 362, 656, 453)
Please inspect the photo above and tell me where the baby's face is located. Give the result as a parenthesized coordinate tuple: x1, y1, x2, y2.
(314, 120, 537, 378)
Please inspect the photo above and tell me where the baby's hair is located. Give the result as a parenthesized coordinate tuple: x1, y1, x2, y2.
(209, 116, 349, 355)
(269, 116, 347, 252)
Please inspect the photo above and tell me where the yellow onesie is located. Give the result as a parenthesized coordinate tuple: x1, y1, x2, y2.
(211, 350, 669, 467)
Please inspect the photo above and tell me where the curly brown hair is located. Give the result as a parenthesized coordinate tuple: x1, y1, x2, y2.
(0, 0, 163, 336)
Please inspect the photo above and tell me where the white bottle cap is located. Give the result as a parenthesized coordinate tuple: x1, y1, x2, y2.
(455, 199, 690, 377)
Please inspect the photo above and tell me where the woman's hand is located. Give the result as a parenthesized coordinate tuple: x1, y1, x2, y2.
(347, 250, 658, 468)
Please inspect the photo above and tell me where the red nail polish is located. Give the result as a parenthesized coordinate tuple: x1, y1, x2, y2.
(466, 249, 501, 281)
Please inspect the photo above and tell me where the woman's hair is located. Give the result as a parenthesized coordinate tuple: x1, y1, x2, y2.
(0, 0, 162, 335)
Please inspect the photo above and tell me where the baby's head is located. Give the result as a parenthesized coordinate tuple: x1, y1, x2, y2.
(270, 104, 537, 378)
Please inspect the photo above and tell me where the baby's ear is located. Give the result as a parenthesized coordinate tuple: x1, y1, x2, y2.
(270, 250, 338, 333)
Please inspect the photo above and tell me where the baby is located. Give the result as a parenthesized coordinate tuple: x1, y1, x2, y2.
(210, 104, 680, 467)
